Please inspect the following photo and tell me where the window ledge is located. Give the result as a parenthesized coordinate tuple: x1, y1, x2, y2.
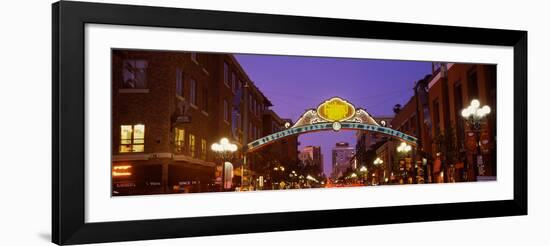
(201, 110, 209, 116)
(202, 68, 209, 76)
(119, 88, 149, 93)
(190, 103, 199, 110)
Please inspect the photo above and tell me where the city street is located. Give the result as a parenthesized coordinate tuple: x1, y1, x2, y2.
(111, 50, 497, 196)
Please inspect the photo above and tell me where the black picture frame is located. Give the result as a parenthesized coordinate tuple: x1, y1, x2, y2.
(52, 1, 527, 245)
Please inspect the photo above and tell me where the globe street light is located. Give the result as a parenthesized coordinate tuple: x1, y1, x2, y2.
(461, 99, 491, 129)
(211, 137, 238, 191)
(288, 170, 298, 188)
(461, 99, 491, 181)
(396, 142, 414, 183)
(272, 165, 285, 189)
(396, 142, 412, 153)
(359, 166, 368, 184)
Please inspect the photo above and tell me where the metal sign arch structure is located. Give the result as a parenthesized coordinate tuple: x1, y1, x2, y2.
(246, 97, 418, 153)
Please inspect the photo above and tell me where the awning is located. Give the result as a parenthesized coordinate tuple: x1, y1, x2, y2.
(173, 154, 216, 167)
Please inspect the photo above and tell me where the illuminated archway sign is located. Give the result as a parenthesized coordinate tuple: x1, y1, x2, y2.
(246, 97, 418, 152)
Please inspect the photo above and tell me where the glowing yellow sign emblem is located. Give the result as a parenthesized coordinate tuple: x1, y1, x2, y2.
(317, 97, 356, 122)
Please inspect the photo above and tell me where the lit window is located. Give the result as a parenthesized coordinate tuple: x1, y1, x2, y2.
(176, 69, 184, 97)
(189, 134, 196, 158)
(190, 78, 197, 106)
(223, 62, 230, 87)
(201, 139, 207, 160)
(122, 60, 148, 89)
(119, 124, 145, 153)
(174, 128, 185, 153)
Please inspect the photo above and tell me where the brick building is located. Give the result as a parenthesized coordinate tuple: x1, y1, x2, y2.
(372, 63, 496, 184)
(111, 50, 277, 195)
(427, 63, 497, 181)
(260, 110, 299, 169)
(381, 91, 431, 184)
(355, 116, 393, 179)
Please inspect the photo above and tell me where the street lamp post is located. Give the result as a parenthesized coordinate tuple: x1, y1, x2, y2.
(288, 170, 297, 189)
(373, 157, 384, 185)
(396, 142, 412, 183)
(272, 165, 285, 189)
(211, 137, 238, 191)
(359, 166, 367, 185)
(461, 99, 491, 181)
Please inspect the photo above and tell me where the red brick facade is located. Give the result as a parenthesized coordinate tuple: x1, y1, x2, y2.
(111, 50, 290, 195)
(428, 63, 497, 181)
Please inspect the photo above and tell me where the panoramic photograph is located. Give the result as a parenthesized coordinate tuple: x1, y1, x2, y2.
(111, 49, 497, 196)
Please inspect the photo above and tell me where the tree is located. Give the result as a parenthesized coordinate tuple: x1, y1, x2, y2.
(393, 104, 402, 114)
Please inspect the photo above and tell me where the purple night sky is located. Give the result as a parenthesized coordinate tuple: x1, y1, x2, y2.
(234, 54, 432, 174)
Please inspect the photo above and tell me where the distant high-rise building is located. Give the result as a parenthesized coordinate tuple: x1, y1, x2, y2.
(331, 142, 356, 179)
(298, 146, 323, 176)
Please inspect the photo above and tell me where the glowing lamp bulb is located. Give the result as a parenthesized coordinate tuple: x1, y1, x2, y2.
(482, 105, 491, 115)
(461, 108, 470, 118)
(220, 138, 229, 145)
(471, 99, 480, 108)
